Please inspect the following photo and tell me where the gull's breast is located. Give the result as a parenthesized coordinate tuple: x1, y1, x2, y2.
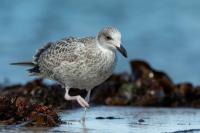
(75, 50, 117, 89)
(53, 44, 117, 89)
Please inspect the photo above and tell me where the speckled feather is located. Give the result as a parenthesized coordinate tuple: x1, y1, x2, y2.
(31, 36, 117, 90)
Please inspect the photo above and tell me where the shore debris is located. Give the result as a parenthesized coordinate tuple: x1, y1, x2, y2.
(0, 96, 62, 127)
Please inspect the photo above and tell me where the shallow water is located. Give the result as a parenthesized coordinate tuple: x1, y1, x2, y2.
(1, 106, 200, 133)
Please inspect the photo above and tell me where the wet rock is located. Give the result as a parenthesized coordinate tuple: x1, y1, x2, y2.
(0, 96, 62, 127)
(0, 79, 86, 110)
(91, 83, 118, 105)
(130, 60, 200, 107)
(176, 83, 193, 98)
(95, 117, 105, 119)
(91, 73, 132, 105)
(138, 119, 145, 123)
(105, 96, 129, 106)
(130, 60, 171, 106)
(130, 60, 175, 96)
(96, 116, 122, 120)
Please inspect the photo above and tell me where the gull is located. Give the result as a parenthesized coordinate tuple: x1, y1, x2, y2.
(11, 27, 127, 122)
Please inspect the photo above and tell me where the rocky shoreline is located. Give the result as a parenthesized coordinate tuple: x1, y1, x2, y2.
(1, 59, 200, 127)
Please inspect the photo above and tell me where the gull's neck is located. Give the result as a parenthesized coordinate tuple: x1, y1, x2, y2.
(95, 38, 117, 73)
(96, 39, 116, 56)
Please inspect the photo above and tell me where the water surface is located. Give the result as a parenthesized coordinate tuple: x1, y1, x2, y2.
(1, 106, 200, 133)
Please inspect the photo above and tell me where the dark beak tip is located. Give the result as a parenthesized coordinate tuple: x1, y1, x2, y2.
(117, 45, 128, 58)
(125, 53, 128, 58)
(124, 54, 128, 58)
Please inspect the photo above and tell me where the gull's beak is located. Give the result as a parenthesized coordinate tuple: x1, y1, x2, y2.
(116, 44, 128, 58)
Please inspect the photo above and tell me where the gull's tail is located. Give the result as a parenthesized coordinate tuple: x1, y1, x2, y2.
(10, 61, 35, 67)
(10, 61, 40, 76)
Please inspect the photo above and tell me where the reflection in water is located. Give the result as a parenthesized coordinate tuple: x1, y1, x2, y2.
(81, 122, 89, 133)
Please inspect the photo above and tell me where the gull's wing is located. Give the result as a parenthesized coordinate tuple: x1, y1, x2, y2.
(30, 37, 87, 76)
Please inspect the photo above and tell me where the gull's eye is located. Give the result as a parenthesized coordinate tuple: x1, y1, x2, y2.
(106, 36, 112, 40)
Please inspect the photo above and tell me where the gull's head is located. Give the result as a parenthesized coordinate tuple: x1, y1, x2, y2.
(97, 27, 127, 58)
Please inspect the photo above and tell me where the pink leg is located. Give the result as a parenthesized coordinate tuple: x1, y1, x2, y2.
(64, 88, 89, 108)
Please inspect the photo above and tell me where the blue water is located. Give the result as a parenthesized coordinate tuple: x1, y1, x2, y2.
(0, 0, 200, 84)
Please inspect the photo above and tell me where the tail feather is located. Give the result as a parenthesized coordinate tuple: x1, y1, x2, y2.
(10, 62, 35, 67)
(11, 61, 40, 75)
(27, 65, 40, 73)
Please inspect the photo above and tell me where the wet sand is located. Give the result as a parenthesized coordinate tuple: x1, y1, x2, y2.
(1, 106, 200, 133)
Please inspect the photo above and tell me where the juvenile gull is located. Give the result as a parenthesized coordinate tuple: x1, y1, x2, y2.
(11, 27, 127, 121)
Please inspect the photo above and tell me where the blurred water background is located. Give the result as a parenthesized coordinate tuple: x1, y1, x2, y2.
(0, 0, 200, 84)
